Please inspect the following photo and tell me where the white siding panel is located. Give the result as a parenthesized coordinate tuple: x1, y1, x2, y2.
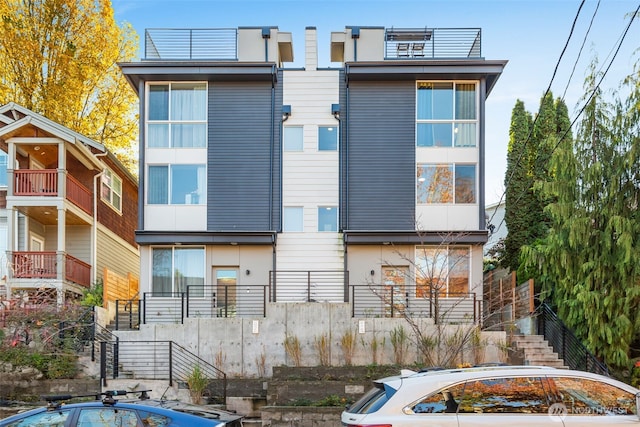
(415, 205, 478, 230)
(279, 69, 343, 273)
(145, 206, 207, 230)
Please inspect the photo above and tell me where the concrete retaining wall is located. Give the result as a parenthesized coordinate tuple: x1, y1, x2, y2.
(114, 303, 508, 377)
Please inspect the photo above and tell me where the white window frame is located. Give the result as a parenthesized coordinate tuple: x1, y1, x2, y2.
(415, 245, 470, 298)
(147, 164, 206, 205)
(416, 81, 478, 148)
(416, 163, 477, 204)
(146, 82, 208, 148)
(101, 168, 123, 212)
(283, 206, 304, 232)
(317, 206, 338, 232)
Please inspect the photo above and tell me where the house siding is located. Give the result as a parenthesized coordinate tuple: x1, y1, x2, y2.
(96, 226, 139, 284)
(207, 81, 281, 231)
(97, 156, 138, 248)
(345, 80, 416, 230)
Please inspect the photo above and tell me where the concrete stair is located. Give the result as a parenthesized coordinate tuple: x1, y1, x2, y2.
(510, 334, 567, 368)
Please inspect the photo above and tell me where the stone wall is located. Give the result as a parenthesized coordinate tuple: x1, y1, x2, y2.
(260, 407, 342, 427)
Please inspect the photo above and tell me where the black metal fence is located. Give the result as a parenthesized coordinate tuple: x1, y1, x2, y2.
(350, 285, 482, 324)
(100, 340, 226, 404)
(537, 302, 609, 375)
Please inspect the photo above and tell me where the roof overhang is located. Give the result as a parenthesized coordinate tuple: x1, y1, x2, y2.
(343, 230, 488, 245)
(135, 230, 277, 245)
(344, 60, 507, 95)
(119, 61, 278, 94)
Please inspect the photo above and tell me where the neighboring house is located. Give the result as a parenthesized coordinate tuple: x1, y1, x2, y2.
(484, 200, 507, 256)
(119, 26, 506, 322)
(0, 103, 139, 305)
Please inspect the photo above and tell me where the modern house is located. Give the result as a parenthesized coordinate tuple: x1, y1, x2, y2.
(0, 103, 140, 306)
(119, 26, 506, 324)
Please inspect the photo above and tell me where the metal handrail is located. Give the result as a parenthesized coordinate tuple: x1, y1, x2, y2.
(537, 302, 609, 375)
(100, 340, 227, 403)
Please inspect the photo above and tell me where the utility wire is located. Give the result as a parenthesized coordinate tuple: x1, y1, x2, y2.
(488, 3, 640, 239)
(561, 0, 601, 101)
(486, 0, 586, 231)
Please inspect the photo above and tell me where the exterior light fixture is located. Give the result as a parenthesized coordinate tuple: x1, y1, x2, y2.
(282, 105, 291, 121)
(370, 269, 375, 276)
(331, 103, 340, 120)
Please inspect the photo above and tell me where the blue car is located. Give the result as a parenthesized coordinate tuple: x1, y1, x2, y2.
(0, 390, 243, 427)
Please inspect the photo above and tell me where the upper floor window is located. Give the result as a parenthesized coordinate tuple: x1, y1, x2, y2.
(101, 168, 122, 212)
(318, 206, 338, 231)
(417, 163, 476, 204)
(147, 83, 207, 148)
(416, 82, 477, 147)
(318, 126, 338, 151)
(284, 126, 304, 152)
(148, 164, 206, 205)
(283, 206, 303, 232)
(0, 152, 7, 186)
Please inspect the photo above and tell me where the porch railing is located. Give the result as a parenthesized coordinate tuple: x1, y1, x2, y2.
(13, 170, 93, 215)
(350, 284, 482, 324)
(269, 270, 347, 303)
(384, 27, 482, 59)
(145, 28, 238, 60)
(130, 285, 268, 326)
(11, 251, 91, 288)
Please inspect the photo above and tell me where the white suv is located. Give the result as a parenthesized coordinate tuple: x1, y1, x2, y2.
(342, 365, 640, 426)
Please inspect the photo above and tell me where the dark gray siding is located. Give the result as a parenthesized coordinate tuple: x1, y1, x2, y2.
(345, 81, 415, 230)
(208, 81, 281, 231)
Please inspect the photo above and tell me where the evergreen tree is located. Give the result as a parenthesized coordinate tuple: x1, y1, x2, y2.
(503, 100, 533, 271)
(523, 59, 640, 369)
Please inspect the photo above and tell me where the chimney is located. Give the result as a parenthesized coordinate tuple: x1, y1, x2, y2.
(305, 27, 318, 71)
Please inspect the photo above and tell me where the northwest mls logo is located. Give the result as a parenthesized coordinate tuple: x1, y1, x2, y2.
(548, 403, 568, 422)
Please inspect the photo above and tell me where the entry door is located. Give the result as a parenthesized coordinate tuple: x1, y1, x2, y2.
(382, 266, 408, 317)
(30, 234, 45, 273)
(214, 268, 238, 317)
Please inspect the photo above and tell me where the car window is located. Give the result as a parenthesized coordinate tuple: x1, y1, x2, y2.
(77, 408, 139, 426)
(411, 382, 465, 414)
(136, 410, 171, 427)
(547, 376, 637, 416)
(345, 385, 392, 414)
(5, 410, 70, 427)
(458, 376, 550, 414)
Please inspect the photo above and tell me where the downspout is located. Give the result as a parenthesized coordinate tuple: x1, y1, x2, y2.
(344, 69, 350, 302)
(92, 151, 109, 286)
(269, 65, 276, 229)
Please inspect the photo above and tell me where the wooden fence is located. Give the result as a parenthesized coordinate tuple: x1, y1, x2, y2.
(102, 268, 139, 307)
(483, 268, 534, 330)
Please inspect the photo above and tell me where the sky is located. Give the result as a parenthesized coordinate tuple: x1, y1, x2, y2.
(112, 0, 640, 206)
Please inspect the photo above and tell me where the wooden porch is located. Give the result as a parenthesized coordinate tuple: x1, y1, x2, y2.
(11, 251, 92, 288)
(13, 170, 93, 215)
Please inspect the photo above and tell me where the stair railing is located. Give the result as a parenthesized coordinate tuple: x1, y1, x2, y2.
(99, 340, 227, 403)
(115, 294, 141, 330)
(536, 302, 609, 375)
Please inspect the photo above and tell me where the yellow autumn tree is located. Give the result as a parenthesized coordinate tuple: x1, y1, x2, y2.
(0, 0, 139, 173)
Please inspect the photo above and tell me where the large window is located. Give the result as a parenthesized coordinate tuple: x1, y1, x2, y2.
(148, 164, 206, 205)
(416, 82, 477, 147)
(151, 247, 204, 296)
(101, 168, 122, 212)
(147, 83, 207, 148)
(318, 206, 338, 231)
(415, 246, 469, 298)
(417, 163, 476, 204)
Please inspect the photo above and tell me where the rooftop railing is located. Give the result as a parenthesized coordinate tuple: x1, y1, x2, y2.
(145, 28, 238, 60)
(384, 27, 482, 59)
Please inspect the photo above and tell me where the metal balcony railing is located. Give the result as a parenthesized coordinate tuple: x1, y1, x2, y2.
(145, 28, 238, 60)
(385, 27, 482, 59)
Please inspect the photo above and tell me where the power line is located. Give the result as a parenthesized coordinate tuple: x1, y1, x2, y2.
(487, 3, 640, 241)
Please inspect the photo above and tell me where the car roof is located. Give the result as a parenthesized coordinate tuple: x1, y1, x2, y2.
(0, 398, 237, 426)
(375, 365, 639, 394)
